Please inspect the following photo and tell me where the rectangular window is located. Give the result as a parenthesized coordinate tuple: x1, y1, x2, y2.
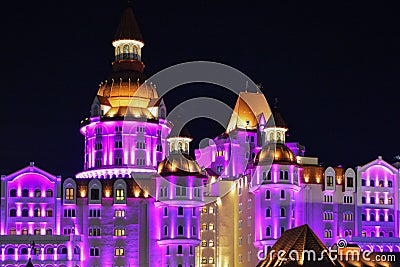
(65, 188, 74, 200)
(326, 176, 334, 187)
(115, 209, 126, 218)
(114, 228, 126, 236)
(346, 177, 354, 187)
(116, 189, 125, 201)
(91, 189, 100, 200)
(115, 248, 124, 256)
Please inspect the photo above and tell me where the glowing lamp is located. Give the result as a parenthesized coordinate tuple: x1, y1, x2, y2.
(134, 190, 140, 198)
(80, 190, 86, 198)
(144, 191, 149, 198)
(105, 190, 111, 198)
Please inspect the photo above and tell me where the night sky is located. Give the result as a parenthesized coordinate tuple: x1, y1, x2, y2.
(1, 1, 399, 177)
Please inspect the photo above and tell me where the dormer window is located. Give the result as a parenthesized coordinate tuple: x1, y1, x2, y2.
(65, 188, 74, 200)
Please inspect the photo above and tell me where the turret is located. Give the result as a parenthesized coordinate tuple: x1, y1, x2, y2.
(155, 128, 206, 267)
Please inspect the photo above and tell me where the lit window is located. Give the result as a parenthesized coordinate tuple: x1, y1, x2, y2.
(116, 189, 125, 201)
(209, 206, 214, 214)
(65, 188, 74, 200)
(209, 257, 214, 264)
(115, 209, 126, 217)
(209, 240, 214, 247)
(10, 229, 16, 235)
(114, 228, 126, 236)
(35, 189, 41, 198)
(202, 240, 207, 247)
(115, 248, 124, 256)
(209, 223, 214, 230)
(22, 228, 28, 235)
(326, 176, 334, 187)
(46, 189, 53, 197)
(202, 223, 207, 230)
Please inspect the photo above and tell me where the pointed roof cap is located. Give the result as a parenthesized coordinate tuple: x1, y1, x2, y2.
(114, 4, 143, 42)
(26, 259, 34, 267)
(267, 98, 288, 129)
(257, 224, 340, 267)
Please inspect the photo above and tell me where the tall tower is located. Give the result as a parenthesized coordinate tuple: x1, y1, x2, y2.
(156, 129, 206, 267)
(77, 4, 169, 179)
(250, 102, 302, 251)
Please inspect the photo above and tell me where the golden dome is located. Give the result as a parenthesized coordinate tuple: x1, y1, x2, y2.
(97, 75, 158, 109)
(254, 143, 297, 165)
(158, 153, 203, 177)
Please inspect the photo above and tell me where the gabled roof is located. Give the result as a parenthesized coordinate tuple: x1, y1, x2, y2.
(2, 162, 60, 182)
(114, 5, 143, 42)
(258, 224, 340, 267)
(357, 156, 398, 174)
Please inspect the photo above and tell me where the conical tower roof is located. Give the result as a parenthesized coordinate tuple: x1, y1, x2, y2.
(26, 258, 34, 267)
(257, 224, 340, 267)
(114, 5, 143, 42)
(267, 98, 288, 129)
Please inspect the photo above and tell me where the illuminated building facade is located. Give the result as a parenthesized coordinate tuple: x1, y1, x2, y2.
(1, 4, 400, 267)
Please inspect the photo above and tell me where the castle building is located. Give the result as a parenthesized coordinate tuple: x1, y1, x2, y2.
(1, 4, 400, 267)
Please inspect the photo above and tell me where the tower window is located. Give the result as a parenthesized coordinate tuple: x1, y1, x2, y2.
(10, 189, 17, 197)
(65, 188, 74, 200)
(22, 189, 29, 197)
(178, 225, 184, 235)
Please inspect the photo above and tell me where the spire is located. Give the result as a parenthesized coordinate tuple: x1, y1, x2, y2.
(114, 4, 143, 42)
(267, 98, 288, 129)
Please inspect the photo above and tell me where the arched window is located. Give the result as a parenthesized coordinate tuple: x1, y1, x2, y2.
(389, 214, 394, 222)
(380, 214, 384, 222)
(371, 232, 375, 237)
(209, 240, 214, 247)
(22, 228, 28, 235)
(22, 189, 29, 197)
(380, 231, 384, 237)
(202, 257, 207, 264)
(202, 223, 207, 230)
(60, 247, 68, 254)
(370, 214, 375, 221)
(388, 181, 393, 187)
(370, 180, 375, 187)
(35, 189, 41, 197)
(344, 230, 349, 237)
(202, 240, 207, 247)
(265, 190, 271, 199)
(123, 45, 129, 59)
(277, 132, 282, 142)
(7, 248, 14, 254)
(34, 208, 41, 217)
(46, 248, 54, 254)
(266, 208, 271, 218)
(21, 248, 28, 254)
(178, 142, 183, 151)
(9, 209, 17, 217)
(46, 189, 53, 197)
(379, 180, 384, 187)
(177, 245, 183, 254)
(266, 226, 271, 237)
(46, 228, 53, 235)
(22, 209, 29, 217)
(370, 197, 375, 204)
(10, 189, 17, 197)
(10, 229, 16, 235)
(34, 229, 40, 235)
(389, 232, 394, 237)
(74, 247, 80, 255)
(280, 190, 285, 199)
(362, 214, 366, 221)
(209, 257, 215, 263)
(178, 225, 184, 235)
(178, 206, 184, 216)
(280, 208, 286, 217)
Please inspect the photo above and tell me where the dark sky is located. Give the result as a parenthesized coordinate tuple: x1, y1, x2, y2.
(1, 1, 399, 177)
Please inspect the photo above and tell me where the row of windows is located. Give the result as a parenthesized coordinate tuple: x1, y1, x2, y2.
(9, 228, 53, 235)
(265, 190, 286, 199)
(5, 246, 77, 255)
(9, 189, 53, 198)
(9, 208, 53, 218)
(95, 126, 146, 135)
(262, 171, 293, 181)
(322, 211, 353, 221)
(361, 231, 394, 237)
(201, 223, 215, 231)
(264, 226, 285, 237)
(163, 207, 197, 217)
(64, 188, 126, 201)
(201, 256, 215, 264)
(166, 245, 194, 256)
(265, 208, 293, 218)
(202, 206, 214, 214)
(361, 179, 393, 187)
(362, 196, 393, 205)
(361, 213, 394, 222)
(93, 156, 147, 167)
(163, 225, 196, 236)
